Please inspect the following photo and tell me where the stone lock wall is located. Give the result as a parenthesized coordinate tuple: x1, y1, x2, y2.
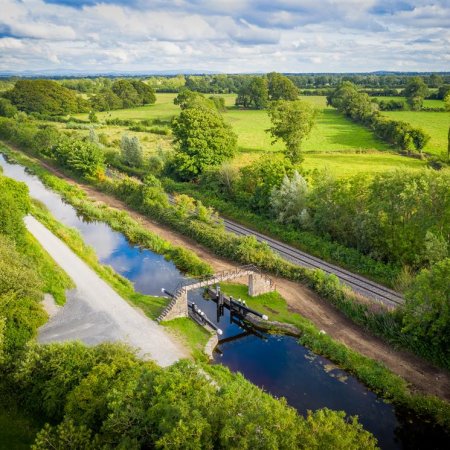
(161, 290, 188, 321)
(248, 274, 275, 297)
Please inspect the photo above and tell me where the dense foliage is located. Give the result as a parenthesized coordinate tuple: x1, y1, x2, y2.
(171, 102, 237, 179)
(3, 80, 88, 115)
(9, 343, 376, 449)
(267, 99, 317, 163)
(403, 258, 450, 358)
(90, 79, 156, 111)
(403, 76, 429, 111)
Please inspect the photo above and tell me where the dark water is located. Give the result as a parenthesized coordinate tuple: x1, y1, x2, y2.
(1, 154, 448, 449)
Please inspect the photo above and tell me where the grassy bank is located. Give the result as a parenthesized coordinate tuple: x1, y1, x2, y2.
(219, 283, 450, 430)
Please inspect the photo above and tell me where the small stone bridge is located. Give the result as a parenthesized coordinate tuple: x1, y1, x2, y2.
(157, 265, 275, 322)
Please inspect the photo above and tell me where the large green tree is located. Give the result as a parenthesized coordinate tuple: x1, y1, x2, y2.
(236, 76, 269, 109)
(5, 79, 87, 115)
(267, 99, 317, 163)
(171, 105, 237, 179)
(267, 72, 299, 100)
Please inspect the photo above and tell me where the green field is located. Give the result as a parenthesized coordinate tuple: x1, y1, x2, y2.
(72, 93, 446, 177)
(382, 110, 450, 156)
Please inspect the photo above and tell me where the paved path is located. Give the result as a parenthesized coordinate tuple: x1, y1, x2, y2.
(25, 215, 186, 367)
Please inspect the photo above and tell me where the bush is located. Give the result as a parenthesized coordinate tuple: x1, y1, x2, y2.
(13, 343, 378, 449)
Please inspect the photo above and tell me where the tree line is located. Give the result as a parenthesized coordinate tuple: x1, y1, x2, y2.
(0, 78, 156, 116)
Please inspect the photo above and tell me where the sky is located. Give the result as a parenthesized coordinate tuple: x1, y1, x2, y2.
(0, 0, 449, 74)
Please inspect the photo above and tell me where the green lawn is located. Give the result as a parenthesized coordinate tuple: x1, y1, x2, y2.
(382, 110, 450, 156)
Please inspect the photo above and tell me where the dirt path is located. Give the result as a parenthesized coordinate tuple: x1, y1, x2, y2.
(26, 215, 188, 367)
(30, 157, 450, 400)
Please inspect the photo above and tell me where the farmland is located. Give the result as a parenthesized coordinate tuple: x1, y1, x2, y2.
(382, 110, 450, 156)
(71, 93, 436, 177)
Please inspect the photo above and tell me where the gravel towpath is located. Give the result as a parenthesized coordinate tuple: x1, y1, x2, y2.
(25, 215, 187, 367)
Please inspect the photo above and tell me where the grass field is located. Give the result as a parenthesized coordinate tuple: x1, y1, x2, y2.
(72, 93, 445, 177)
(382, 110, 450, 156)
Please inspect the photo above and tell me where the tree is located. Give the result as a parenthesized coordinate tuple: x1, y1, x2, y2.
(130, 80, 156, 105)
(238, 154, 294, 212)
(270, 171, 310, 227)
(0, 97, 18, 117)
(88, 110, 98, 123)
(267, 72, 299, 101)
(444, 91, 450, 112)
(171, 105, 237, 179)
(111, 80, 140, 108)
(54, 139, 105, 178)
(4, 79, 88, 115)
(120, 135, 143, 168)
(429, 74, 443, 88)
(402, 258, 450, 356)
(403, 77, 429, 111)
(174, 89, 220, 111)
(236, 76, 269, 109)
(90, 88, 122, 111)
(267, 100, 317, 163)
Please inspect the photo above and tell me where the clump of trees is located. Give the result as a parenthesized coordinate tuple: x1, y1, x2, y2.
(0, 118, 105, 178)
(403, 258, 450, 357)
(327, 81, 430, 153)
(8, 343, 376, 449)
(90, 79, 156, 111)
(3, 79, 89, 115)
(236, 72, 298, 109)
(171, 91, 237, 180)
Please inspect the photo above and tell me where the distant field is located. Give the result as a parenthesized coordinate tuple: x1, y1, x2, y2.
(382, 110, 450, 156)
(373, 96, 445, 108)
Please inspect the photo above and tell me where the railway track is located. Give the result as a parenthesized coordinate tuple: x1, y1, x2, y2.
(168, 195, 404, 307)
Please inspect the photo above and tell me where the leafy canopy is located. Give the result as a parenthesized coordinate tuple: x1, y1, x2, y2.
(171, 104, 237, 180)
(5, 79, 88, 115)
(267, 99, 317, 163)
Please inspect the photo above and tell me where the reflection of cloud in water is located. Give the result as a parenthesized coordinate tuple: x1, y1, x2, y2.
(104, 253, 134, 274)
(82, 224, 123, 260)
(133, 256, 184, 296)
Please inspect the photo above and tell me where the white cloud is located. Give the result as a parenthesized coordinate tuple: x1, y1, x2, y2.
(0, 0, 448, 72)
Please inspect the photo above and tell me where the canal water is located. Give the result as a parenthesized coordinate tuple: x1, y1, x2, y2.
(1, 153, 448, 449)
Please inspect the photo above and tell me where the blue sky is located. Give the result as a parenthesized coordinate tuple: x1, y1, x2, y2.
(0, 0, 449, 73)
